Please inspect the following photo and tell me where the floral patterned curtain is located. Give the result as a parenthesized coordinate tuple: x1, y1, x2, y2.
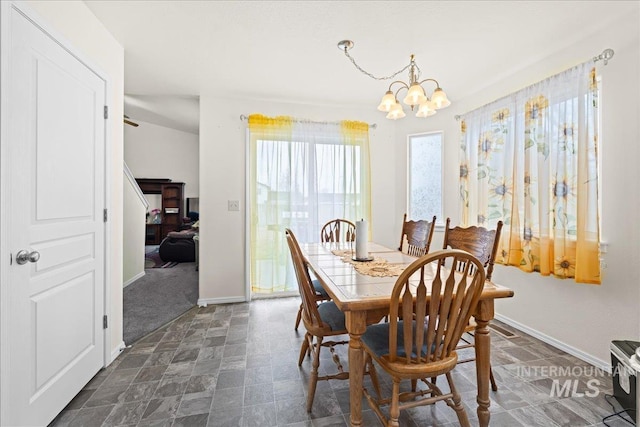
(459, 62, 601, 284)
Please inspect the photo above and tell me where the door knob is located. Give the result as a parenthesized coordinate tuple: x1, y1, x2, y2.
(16, 250, 40, 265)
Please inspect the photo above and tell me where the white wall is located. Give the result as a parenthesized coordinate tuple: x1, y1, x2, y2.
(398, 10, 640, 367)
(198, 100, 398, 303)
(26, 0, 125, 361)
(124, 120, 199, 200)
(123, 168, 147, 287)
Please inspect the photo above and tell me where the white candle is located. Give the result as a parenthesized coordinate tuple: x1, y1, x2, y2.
(355, 219, 368, 260)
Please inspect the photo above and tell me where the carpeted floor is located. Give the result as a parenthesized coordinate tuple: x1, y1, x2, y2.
(123, 260, 198, 345)
(144, 245, 179, 269)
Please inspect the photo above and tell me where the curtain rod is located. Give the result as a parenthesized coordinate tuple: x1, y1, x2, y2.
(240, 114, 377, 129)
(593, 48, 614, 65)
(454, 48, 615, 121)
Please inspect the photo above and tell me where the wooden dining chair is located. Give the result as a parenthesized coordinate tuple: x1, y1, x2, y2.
(285, 228, 379, 412)
(361, 249, 486, 427)
(293, 219, 354, 330)
(398, 214, 436, 257)
(293, 276, 330, 331)
(320, 218, 356, 243)
(442, 218, 503, 391)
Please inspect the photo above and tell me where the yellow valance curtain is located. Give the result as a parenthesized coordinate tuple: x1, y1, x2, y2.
(248, 114, 293, 133)
(341, 120, 370, 136)
(459, 63, 601, 284)
(248, 114, 372, 294)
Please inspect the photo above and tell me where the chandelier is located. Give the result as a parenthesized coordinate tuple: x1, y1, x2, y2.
(338, 40, 451, 120)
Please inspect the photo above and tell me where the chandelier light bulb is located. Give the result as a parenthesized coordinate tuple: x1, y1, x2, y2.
(402, 83, 427, 107)
(430, 88, 451, 109)
(377, 91, 396, 112)
(416, 100, 437, 117)
(386, 101, 406, 120)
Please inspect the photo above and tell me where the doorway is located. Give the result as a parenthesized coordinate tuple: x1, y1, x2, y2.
(121, 95, 200, 345)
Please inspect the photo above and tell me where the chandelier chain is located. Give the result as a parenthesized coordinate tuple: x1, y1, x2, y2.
(343, 49, 421, 81)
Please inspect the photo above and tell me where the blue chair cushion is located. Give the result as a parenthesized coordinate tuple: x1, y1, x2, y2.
(311, 279, 330, 299)
(317, 301, 346, 332)
(362, 321, 436, 359)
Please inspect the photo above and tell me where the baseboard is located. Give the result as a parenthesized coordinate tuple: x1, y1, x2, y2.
(108, 341, 126, 365)
(494, 313, 610, 372)
(197, 296, 247, 307)
(251, 291, 298, 300)
(123, 271, 145, 288)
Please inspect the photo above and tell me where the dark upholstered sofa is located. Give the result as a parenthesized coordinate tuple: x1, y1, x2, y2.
(159, 229, 197, 262)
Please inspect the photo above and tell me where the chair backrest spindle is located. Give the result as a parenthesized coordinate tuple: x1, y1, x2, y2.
(442, 218, 503, 281)
(387, 250, 486, 365)
(321, 219, 356, 243)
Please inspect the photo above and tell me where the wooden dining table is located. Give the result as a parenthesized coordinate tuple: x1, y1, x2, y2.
(300, 241, 515, 427)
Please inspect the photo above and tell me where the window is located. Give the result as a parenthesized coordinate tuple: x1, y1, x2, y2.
(408, 132, 443, 223)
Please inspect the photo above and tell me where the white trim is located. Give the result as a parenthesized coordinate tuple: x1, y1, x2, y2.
(494, 313, 610, 372)
(124, 162, 149, 209)
(197, 296, 247, 307)
(244, 128, 251, 301)
(108, 341, 126, 365)
(0, 2, 11, 423)
(102, 72, 112, 372)
(123, 271, 145, 288)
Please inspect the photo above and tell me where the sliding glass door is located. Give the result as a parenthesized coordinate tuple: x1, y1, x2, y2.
(248, 116, 370, 295)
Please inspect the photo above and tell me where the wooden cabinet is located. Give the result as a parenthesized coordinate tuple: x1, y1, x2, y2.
(137, 178, 171, 193)
(136, 178, 185, 242)
(160, 182, 184, 239)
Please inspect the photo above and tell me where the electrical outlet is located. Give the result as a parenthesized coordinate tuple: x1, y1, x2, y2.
(228, 200, 240, 211)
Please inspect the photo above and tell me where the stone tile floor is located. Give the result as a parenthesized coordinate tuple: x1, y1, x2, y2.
(49, 297, 632, 426)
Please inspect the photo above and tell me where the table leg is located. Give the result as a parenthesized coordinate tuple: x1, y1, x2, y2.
(345, 310, 367, 427)
(474, 300, 494, 427)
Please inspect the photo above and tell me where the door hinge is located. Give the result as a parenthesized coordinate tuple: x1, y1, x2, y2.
(104, 105, 108, 120)
(103, 315, 108, 329)
(103, 209, 108, 222)
(10, 253, 12, 265)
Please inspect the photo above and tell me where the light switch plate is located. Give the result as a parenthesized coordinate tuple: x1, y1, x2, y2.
(228, 200, 240, 211)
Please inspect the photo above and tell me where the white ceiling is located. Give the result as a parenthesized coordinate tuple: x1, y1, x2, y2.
(124, 94, 199, 134)
(84, 1, 637, 133)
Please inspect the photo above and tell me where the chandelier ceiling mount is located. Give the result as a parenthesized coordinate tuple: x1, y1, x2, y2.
(337, 40, 450, 120)
(337, 40, 354, 52)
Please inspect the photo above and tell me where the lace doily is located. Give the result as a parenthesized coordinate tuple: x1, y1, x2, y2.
(331, 249, 353, 258)
(331, 250, 406, 277)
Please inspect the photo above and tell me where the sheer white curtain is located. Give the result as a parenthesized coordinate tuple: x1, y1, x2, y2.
(248, 115, 371, 294)
(459, 62, 601, 283)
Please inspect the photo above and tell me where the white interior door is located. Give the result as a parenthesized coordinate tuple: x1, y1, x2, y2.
(2, 5, 107, 426)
